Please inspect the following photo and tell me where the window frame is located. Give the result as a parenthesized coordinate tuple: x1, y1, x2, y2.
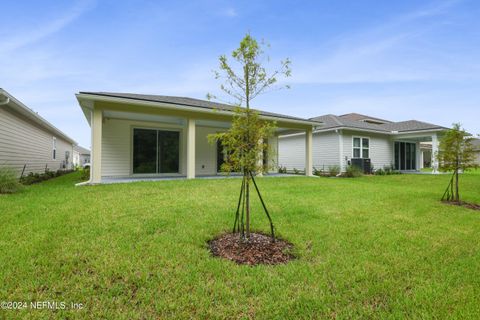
(352, 136, 370, 159)
(52, 137, 57, 160)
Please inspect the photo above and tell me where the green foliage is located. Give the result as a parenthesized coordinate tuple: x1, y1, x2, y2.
(0, 167, 22, 194)
(278, 166, 287, 174)
(208, 108, 276, 174)
(208, 33, 292, 240)
(20, 169, 73, 185)
(437, 123, 478, 202)
(343, 165, 363, 178)
(328, 165, 340, 176)
(80, 167, 90, 181)
(437, 123, 477, 172)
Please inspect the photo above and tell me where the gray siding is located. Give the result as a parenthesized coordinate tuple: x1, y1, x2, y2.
(278, 134, 306, 171)
(342, 130, 393, 169)
(0, 105, 73, 176)
(278, 131, 340, 171)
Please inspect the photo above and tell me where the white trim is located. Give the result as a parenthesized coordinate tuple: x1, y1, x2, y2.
(313, 126, 445, 136)
(338, 130, 344, 171)
(76, 93, 320, 127)
(352, 136, 370, 159)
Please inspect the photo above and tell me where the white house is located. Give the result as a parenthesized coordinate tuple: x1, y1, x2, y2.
(73, 145, 91, 167)
(0, 89, 77, 177)
(75, 92, 321, 184)
(278, 113, 447, 173)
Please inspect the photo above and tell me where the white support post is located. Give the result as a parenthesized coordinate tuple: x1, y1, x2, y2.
(416, 142, 422, 170)
(186, 118, 196, 179)
(305, 128, 313, 176)
(91, 108, 103, 184)
(338, 130, 344, 172)
(431, 133, 439, 174)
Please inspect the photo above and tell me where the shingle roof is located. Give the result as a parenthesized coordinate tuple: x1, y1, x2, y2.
(339, 113, 392, 123)
(74, 145, 90, 154)
(310, 114, 446, 134)
(79, 92, 321, 125)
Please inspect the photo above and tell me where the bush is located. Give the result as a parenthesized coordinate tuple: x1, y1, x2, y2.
(20, 169, 74, 185)
(375, 168, 385, 175)
(80, 167, 90, 181)
(277, 166, 287, 174)
(343, 165, 363, 178)
(328, 165, 340, 177)
(0, 167, 23, 194)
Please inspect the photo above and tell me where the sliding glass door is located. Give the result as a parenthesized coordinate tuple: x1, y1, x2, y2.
(133, 128, 180, 174)
(394, 141, 416, 170)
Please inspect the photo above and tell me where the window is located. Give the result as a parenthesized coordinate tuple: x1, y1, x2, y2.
(353, 137, 369, 159)
(133, 128, 180, 174)
(394, 141, 417, 170)
(52, 137, 57, 160)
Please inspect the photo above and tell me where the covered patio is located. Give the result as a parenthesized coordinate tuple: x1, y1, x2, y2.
(76, 92, 321, 184)
(393, 131, 442, 173)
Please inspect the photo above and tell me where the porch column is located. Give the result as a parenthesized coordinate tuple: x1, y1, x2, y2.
(305, 128, 313, 176)
(431, 133, 439, 174)
(419, 149, 424, 169)
(186, 118, 196, 179)
(257, 138, 263, 177)
(91, 108, 103, 184)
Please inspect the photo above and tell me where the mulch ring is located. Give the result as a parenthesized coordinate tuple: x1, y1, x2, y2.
(208, 232, 295, 266)
(442, 200, 480, 211)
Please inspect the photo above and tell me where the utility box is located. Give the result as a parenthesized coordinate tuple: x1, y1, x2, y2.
(351, 158, 371, 174)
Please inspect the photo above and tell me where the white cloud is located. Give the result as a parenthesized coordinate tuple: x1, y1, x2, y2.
(0, 0, 95, 54)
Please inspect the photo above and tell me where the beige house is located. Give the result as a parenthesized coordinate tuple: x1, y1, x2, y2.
(0, 89, 76, 177)
(73, 145, 91, 168)
(75, 92, 320, 184)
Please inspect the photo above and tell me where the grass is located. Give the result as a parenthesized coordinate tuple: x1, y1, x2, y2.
(1, 172, 479, 319)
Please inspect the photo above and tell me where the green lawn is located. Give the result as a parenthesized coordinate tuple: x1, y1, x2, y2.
(1, 172, 479, 319)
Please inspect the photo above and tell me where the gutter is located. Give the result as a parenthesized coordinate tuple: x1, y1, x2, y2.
(0, 96, 10, 105)
(76, 93, 323, 128)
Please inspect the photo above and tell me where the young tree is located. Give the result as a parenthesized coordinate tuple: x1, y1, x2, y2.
(208, 34, 291, 242)
(437, 123, 478, 203)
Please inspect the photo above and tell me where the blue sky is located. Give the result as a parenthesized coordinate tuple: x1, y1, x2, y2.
(1, 0, 479, 147)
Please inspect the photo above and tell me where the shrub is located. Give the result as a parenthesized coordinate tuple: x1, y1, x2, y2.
(0, 167, 23, 194)
(328, 165, 340, 177)
(80, 167, 90, 181)
(20, 169, 74, 185)
(277, 166, 287, 174)
(343, 165, 363, 178)
(375, 168, 385, 175)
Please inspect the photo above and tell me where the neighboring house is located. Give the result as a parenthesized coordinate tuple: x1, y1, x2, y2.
(279, 113, 447, 173)
(73, 145, 91, 167)
(472, 138, 480, 165)
(75, 92, 320, 184)
(0, 89, 77, 176)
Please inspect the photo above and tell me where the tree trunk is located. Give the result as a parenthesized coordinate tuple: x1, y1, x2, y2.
(455, 168, 460, 202)
(245, 171, 250, 240)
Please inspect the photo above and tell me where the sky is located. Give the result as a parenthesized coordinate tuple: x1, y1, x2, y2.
(1, 0, 479, 148)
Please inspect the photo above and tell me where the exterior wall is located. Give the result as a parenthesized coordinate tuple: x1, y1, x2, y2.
(342, 130, 393, 170)
(0, 105, 74, 176)
(475, 151, 480, 165)
(278, 133, 306, 171)
(278, 131, 340, 171)
(195, 126, 220, 176)
(101, 118, 228, 177)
